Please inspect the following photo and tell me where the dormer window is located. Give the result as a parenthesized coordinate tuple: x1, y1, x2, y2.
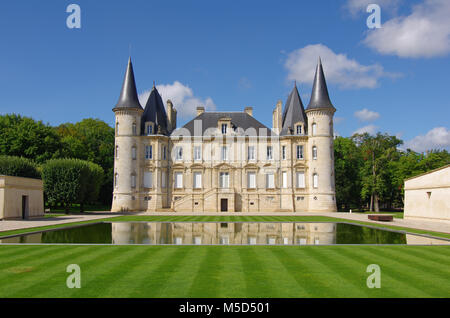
(222, 124, 227, 134)
(296, 125, 302, 135)
(145, 123, 153, 135)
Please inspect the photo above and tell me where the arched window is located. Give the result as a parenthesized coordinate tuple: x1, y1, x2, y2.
(131, 174, 136, 188)
(312, 123, 317, 136)
(131, 146, 137, 160)
(313, 173, 318, 188)
(312, 146, 317, 160)
(132, 123, 137, 135)
(115, 122, 119, 135)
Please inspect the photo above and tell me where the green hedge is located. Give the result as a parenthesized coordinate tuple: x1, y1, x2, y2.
(41, 158, 104, 212)
(0, 155, 41, 179)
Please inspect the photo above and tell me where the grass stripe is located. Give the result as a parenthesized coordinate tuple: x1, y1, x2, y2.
(187, 247, 223, 297)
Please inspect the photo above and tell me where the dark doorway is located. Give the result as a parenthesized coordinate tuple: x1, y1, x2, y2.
(22, 195, 28, 219)
(220, 199, 228, 212)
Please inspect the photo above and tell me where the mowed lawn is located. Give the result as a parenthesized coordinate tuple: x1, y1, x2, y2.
(0, 244, 449, 298)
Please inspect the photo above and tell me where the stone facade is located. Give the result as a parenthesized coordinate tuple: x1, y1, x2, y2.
(111, 58, 337, 213)
(404, 164, 450, 222)
(0, 175, 44, 220)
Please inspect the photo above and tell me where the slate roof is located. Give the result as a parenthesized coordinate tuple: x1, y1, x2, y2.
(280, 85, 307, 135)
(307, 57, 335, 110)
(141, 85, 170, 135)
(113, 57, 143, 111)
(178, 112, 275, 136)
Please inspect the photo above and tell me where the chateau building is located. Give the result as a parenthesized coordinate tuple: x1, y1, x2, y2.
(111, 57, 337, 212)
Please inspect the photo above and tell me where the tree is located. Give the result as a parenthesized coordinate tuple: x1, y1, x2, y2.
(352, 133, 403, 212)
(56, 118, 115, 205)
(0, 114, 63, 163)
(41, 158, 104, 212)
(334, 137, 363, 211)
(0, 155, 41, 179)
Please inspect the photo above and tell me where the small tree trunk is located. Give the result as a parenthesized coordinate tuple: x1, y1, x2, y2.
(374, 194, 380, 212)
(369, 193, 374, 212)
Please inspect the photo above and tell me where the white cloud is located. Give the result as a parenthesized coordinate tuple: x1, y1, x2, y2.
(364, 0, 450, 58)
(404, 127, 450, 152)
(284, 44, 398, 89)
(344, 0, 402, 17)
(354, 108, 380, 122)
(353, 124, 378, 135)
(139, 81, 216, 119)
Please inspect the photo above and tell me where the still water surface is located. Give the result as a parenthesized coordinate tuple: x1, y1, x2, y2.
(1, 222, 448, 245)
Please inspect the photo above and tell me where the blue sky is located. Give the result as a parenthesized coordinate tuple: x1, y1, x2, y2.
(0, 0, 449, 152)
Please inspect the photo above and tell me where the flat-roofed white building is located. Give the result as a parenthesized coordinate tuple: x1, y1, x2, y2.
(404, 165, 450, 222)
(0, 175, 44, 220)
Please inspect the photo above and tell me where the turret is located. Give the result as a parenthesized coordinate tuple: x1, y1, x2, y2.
(305, 57, 337, 212)
(111, 57, 144, 212)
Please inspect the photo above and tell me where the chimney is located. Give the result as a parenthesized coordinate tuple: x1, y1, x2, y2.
(197, 106, 205, 116)
(272, 100, 282, 134)
(167, 99, 177, 131)
(244, 106, 253, 116)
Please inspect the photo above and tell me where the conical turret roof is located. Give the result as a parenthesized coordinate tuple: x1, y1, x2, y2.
(141, 84, 169, 135)
(113, 57, 143, 111)
(307, 57, 335, 110)
(280, 84, 307, 135)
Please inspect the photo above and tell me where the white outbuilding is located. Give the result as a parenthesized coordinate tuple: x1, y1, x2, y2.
(404, 164, 450, 222)
(0, 175, 44, 220)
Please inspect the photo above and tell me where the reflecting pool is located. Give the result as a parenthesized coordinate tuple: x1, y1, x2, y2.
(1, 222, 448, 245)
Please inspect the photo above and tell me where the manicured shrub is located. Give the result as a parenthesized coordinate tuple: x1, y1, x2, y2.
(42, 159, 104, 212)
(0, 155, 41, 179)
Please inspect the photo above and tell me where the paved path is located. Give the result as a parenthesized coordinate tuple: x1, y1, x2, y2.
(1, 211, 449, 235)
(0, 214, 118, 232)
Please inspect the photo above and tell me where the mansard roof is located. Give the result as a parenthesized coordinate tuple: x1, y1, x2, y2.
(141, 85, 169, 135)
(307, 57, 335, 111)
(113, 57, 143, 111)
(178, 112, 276, 136)
(280, 85, 307, 135)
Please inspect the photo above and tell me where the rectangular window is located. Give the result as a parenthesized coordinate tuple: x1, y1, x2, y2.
(296, 172, 305, 188)
(313, 146, 317, 159)
(162, 145, 167, 160)
(115, 145, 119, 158)
(143, 171, 153, 188)
(174, 172, 183, 189)
(282, 171, 287, 188)
(194, 236, 202, 245)
(194, 146, 202, 161)
(221, 146, 228, 161)
(146, 125, 153, 135)
(219, 172, 229, 188)
(248, 237, 257, 245)
(248, 146, 255, 160)
(193, 172, 202, 189)
(131, 175, 136, 188)
(296, 145, 304, 159)
(221, 124, 227, 134)
(161, 171, 167, 188)
(132, 147, 136, 160)
(313, 174, 318, 188)
(145, 145, 152, 159)
(312, 123, 317, 136)
(266, 146, 273, 160)
(132, 123, 137, 135)
(247, 172, 256, 189)
(282, 146, 286, 160)
(175, 146, 183, 160)
(266, 173, 275, 189)
(297, 125, 302, 134)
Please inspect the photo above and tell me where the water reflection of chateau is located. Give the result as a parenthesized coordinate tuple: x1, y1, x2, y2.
(111, 222, 338, 245)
